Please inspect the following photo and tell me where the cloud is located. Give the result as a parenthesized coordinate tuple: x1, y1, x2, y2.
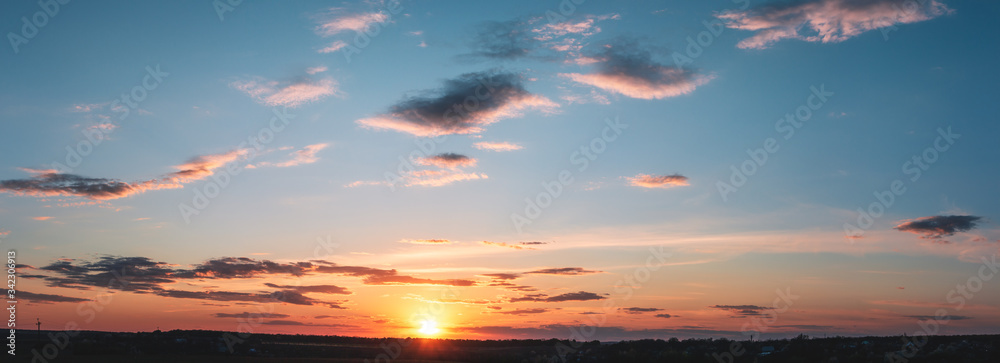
(496, 308, 551, 315)
(416, 153, 477, 169)
(473, 141, 524, 152)
(356, 71, 557, 136)
(1, 150, 249, 202)
(317, 11, 388, 36)
(18, 290, 89, 304)
(252, 143, 329, 168)
(481, 241, 538, 250)
(400, 239, 453, 245)
(306, 66, 328, 75)
(231, 76, 339, 108)
(263, 283, 351, 295)
(710, 304, 774, 316)
(904, 315, 972, 321)
(32, 216, 53, 221)
(465, 20, 539, 60)
(894, 215, 982, 240)
(655, 313, 673, 318)
(622, 307, 665, 314)
(561, 40, 713, 99)
(319, 40, 348, 54)
(626, 173, 690, 189)
(510, 291, 606, 303)
(481, 273, 521, 280)
(717, 0, 954, 49)
(213, 312, 291, 319)
(525, 267, 601, 276)
(464, 14, 619, 62)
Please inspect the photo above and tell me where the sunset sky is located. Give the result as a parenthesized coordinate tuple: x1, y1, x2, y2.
(1, 0, 999, 341)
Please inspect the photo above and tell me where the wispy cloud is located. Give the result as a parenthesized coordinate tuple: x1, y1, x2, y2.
(717, 0, 954, 49)
(231, 75, 339, 108)
(473, 141, 523, 152)
(251, 143, 328, 168)
(509, 291, 606, 303)
(317, 11, 389, 36)
(400, 239, 454, 245)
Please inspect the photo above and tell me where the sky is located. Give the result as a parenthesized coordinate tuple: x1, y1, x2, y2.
(1, 0, 999, 342)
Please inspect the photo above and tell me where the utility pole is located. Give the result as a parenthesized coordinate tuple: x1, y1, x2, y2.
(36, 318, 41, 346)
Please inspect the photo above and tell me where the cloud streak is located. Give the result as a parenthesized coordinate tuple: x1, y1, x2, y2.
(894, 215, 982, 240)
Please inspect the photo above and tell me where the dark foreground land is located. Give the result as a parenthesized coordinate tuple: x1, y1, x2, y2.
(9, 329, 1000, 362)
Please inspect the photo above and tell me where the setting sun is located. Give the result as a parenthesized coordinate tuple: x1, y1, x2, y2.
(418, 320, 441, 336)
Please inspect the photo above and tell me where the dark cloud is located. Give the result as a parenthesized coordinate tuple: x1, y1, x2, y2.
(417, 153, 477, 169)
(463, 20, 539, 61)
(895, 215, 983, 240)
(510, 291, 606, 303)
(519, 241, 548, 245)
(0, 151, 247, 202)
(453, 324, 743, 340)
(622, 307, 665, 314)
(525, 267, 602, 276)
(356, 71, 556, 136)
(18, 290, 90, 304)
(481, 273, 521, 280)
(904, 315, 973, 321)
(24, 255, 480, 309)
(213, 312, 291, 319)
(561, 39, 712, 100)
(654, 314, 673, 318)
(263, 283, 351, 295)
(710, 305, 774, 316)
(496, 308, 551, 315)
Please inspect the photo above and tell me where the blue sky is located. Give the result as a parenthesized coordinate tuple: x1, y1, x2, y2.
(1, 0, 998, 340)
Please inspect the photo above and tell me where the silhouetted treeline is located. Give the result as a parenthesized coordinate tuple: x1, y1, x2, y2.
(10, 329, 1000, 362)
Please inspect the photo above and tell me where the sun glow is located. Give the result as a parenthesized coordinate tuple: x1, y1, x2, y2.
(418, 320, 441, 336)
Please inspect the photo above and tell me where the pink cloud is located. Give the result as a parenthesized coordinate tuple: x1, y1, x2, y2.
(473, 141, 523, 152)
(717, 0, 954, 49)
(317, 12, 388, 36)
(231, 77, 339, 108)
(253, 143, 329, 168)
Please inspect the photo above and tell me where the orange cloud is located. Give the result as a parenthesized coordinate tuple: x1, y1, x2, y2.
(626, 173, 690, 189)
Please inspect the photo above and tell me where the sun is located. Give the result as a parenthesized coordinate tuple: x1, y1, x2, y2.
(417, 319, 441, 336)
